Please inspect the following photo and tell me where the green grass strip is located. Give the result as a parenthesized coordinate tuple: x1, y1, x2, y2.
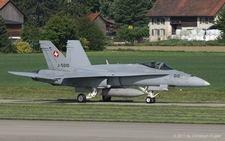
(0, 103, 224, 124)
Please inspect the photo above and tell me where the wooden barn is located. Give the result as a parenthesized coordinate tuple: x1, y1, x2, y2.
(0, 0, 25, 40)
(88, 13, 114, 35)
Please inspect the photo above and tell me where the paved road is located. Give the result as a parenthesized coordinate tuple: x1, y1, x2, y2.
(0, 120, 224, 141)
(1, 99, 225, 107)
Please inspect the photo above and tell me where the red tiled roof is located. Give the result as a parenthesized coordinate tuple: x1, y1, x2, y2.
(146, 0, 225, 17)
(0, 0, 9, 9)
(88, 13, 100, 22)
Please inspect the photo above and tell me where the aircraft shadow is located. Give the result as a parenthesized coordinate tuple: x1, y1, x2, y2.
(55, 99, 134, 103)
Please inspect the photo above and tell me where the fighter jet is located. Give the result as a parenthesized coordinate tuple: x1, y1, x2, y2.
(9, 40, 210, 103)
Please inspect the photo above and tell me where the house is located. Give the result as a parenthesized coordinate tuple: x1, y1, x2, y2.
(146, 0, 225, 41)
(88, 13, 114, 35)
(0, 0, 25, 40)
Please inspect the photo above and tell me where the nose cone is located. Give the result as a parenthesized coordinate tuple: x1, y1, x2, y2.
(204, 81, 210, 86)
(189, 76, 210, 87)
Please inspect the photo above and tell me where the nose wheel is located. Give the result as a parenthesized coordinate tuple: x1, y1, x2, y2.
(145, 97, 156, 103)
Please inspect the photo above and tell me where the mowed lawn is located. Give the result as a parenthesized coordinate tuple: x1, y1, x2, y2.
(0, 51, 225, 103)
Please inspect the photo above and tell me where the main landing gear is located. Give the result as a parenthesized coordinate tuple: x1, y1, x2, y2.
(102, 96, 111, 102)
(138, 86, 159, 104)
(145, 97, 156, 103)
(77, 93, 86, 103)
(77, 93, 112, 103)
(77, 88, 105, 103)
(77, 87, 97, 103)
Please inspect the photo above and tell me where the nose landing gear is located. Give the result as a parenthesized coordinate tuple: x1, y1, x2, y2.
(138, 86, 159, 104)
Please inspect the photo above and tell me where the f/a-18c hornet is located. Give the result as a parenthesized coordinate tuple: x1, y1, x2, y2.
(9, 40, 210, 103)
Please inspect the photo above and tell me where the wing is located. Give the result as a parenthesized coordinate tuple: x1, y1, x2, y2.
(65, 71, 169, 78)
(9, 70, 168, 80)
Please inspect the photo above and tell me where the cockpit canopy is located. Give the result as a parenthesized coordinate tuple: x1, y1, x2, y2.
(140, 61, 174, 70)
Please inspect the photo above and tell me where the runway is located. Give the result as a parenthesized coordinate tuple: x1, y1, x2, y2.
(0, 120, 224, 141)
(1, 99, 225, 107)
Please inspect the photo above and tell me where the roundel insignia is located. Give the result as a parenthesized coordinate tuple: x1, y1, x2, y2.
(53, 50, 59, 58)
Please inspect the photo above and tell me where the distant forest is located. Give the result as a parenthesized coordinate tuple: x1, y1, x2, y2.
(11, 0, 156, 27)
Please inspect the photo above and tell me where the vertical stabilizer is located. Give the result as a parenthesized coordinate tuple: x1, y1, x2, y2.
(66, 40, 91, 67)
(39, 40, 74, 71)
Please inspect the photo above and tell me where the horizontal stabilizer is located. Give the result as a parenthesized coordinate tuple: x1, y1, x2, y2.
(8, 71, 59, 80)
(8, 71, 39, 77)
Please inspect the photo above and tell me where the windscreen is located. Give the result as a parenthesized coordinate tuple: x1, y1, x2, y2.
(140, 62, 174, 70)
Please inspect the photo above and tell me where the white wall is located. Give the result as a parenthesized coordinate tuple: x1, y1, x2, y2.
(148, 17, 170, 41)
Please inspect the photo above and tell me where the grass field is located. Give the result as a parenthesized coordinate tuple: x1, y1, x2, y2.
(1, 50, 225, 123)
(0, 103, 224, 124)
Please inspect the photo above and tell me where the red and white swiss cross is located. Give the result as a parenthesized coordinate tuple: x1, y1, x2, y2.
(53, 50, 59, 58)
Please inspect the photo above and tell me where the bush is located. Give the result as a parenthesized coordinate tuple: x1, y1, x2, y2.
(79, 37, 89, 51)
(76, 16, 106, 51)
(43, 15, 78, 51)
(15, 41, 33, 53)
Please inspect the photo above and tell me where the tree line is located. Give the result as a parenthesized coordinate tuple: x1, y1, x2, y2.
(0, 0, 157, 53)
(12, 0, 155, 27)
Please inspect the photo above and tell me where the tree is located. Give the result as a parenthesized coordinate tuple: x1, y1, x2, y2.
(215, 8, 225, 42)
(76, 17, 106, 51)
(43, 15, 78, 50)
(12, 0, 88, 27)
(0, 16, 12, 53)
(86, 0, 100, 14)
(58, 0, 89, 18)
(22, 19, 42, 50)
(116, 25, 149, 43)
(12, 0, 59, 27)
(114, 0, 155, 27)
(99, 0, 115, 19)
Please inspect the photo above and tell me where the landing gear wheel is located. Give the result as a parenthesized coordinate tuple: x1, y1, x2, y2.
(77, 94, 86, 103)
(145, 97, 156, 103)
(102, 96, 111, 102)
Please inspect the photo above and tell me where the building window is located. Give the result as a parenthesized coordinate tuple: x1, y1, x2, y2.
(152, 29, 165, 36)
(152, 18, 165, 25)
(157, 18, 160, 25)
(152, 29, 158, 36)
(152, 18, 157, 25)
(160, 29, 165, 35)
(161, 18, 165, 25)
(200, 17, 214, 24)
(152, 29, 155, 36)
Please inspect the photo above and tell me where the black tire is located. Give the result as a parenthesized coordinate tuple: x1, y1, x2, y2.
(145, 97, 156, 103)
(102, 96, 111, 102)
(77, 94, 86, 103)
(151, 97, 156, 103)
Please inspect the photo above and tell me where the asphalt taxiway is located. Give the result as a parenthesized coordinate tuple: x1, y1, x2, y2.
(1, 99, 225, 107)
(0, 120, 224, 141)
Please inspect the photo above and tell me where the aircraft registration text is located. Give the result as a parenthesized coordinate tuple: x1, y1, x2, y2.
(58, 63, 70, 67)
